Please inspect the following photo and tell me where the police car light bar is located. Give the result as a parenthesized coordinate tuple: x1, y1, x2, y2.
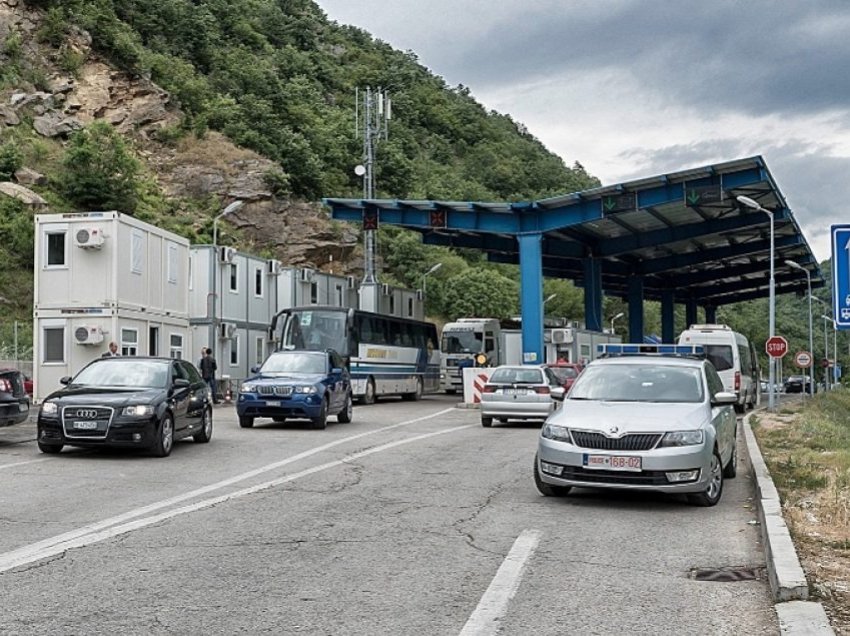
(597, 344, 705, 357)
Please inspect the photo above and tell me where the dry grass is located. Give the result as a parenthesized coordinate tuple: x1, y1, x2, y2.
(753, 389, 850, 633)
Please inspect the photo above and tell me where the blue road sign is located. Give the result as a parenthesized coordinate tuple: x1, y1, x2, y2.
(832, 225, 850, 330)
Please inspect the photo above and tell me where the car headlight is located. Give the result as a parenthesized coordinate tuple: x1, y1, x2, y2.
(294, 385, 318, 394)
(123, 405, 154, 417)
(541, 423, 572, 443)
(240, 383, 257, 394)
(660, 430, 704, 447)
(40, 401, 58, 415)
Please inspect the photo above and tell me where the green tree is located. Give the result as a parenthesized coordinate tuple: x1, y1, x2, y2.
(442, 269, 519, 320)
(58, 121, 141, 213)
(0, 143, 22, 181)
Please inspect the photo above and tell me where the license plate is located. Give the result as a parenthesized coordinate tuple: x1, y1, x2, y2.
(265, 400, 280, 407)
(583, 454, 642, 472)
(504, 388, 527, 395)
(18, 403, 27, 412)
(73, 421, 98, 430)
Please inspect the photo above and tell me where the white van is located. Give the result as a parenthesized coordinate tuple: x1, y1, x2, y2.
(677, 324, 760, 413)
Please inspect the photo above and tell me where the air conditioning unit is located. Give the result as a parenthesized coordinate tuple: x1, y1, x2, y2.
(219, 246, 236, 263)
(551, 328, 574, 345)
(267, 259, 282, 275)
(219, 322, 237, 339)
(381, 283, 391, 296)
(346, 275, 356, 290)
(74, 325, 104, 345)
(299, 268, 314, 282)
(74, 227, 105, 249)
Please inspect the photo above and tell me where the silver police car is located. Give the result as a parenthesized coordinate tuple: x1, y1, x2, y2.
(535, 345, 738, 506)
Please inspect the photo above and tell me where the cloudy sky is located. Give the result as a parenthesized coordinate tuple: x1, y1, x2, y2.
(316, 0, 850, 263)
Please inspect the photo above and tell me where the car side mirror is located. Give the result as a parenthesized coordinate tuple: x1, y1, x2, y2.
(173, 378, 191, 389)
(250, 366, 260, 374)
(551, 386, 566, 401)
(712, 391, 737, 405)
(60, 376, 72, 385)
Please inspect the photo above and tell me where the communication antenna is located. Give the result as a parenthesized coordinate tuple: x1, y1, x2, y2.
(355, 86, 391, 284)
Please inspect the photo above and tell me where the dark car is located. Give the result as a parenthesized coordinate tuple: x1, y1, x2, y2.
(237, 349, 352, 429)
(546, 362, 583, 391)
(784, 375, 814, 394)
(0, 368, 30, 427)
(37, 357, 213, 457)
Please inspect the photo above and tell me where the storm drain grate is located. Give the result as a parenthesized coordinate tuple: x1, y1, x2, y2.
(689, 566, 765, 582)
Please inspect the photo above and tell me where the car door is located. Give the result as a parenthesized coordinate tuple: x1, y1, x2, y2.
(705, 363, 735, 465)
(326, 352, 344, 411)
(179, 360, 207, 433)
(168, 361, 192, 435)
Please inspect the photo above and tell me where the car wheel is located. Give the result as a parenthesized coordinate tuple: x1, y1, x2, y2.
(481, 416, 493, 427)
(38, 441, 63, 454)
(337, 393, 353, 423)
(688, 449, 723, 506)
(152, 414, 174, 458)
(362, 378, 376, 405)
(402, 377, 424, 402)
(311, 398, 328, 429)
(239, 415, 254, 428)
(723, 437, 738, 479)
(534, 455, 571, 497)
(193, 407, 213, 443)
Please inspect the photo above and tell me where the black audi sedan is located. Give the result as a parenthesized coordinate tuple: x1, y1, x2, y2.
(37, 357, 213, 457)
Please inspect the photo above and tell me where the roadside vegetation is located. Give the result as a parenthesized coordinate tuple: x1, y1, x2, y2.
(752, 390, 850, 631)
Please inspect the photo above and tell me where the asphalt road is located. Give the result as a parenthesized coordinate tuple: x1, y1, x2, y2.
(0, 396, 779, 635)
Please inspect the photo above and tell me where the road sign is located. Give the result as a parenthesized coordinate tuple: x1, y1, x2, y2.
(685, 184, 723, 207)
(832, 224, 850, 330)
(794, 351, 812, 368)
(765, 336, 788, 358)
(601, 193, 636, 214)
(821, 358, 831, 368)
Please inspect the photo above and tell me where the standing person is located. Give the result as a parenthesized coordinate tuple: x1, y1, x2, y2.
(102, 341, 119, 357)
(199, 347, 219, 404)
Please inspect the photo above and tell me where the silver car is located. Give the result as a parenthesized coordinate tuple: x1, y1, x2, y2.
(480, 365, 565, 427)
(535, 354, 738, 506)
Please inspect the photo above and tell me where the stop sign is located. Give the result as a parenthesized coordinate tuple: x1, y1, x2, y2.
(765, 336, 788, 358)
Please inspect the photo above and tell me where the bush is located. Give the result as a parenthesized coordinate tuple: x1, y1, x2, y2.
(0, 143, 22, 181)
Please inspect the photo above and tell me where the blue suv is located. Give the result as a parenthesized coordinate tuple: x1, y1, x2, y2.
(237, 350, 352, 429)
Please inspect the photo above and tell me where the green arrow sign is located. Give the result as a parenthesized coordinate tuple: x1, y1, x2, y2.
(601, 193, 636, 214)
(684, 184, 723, 207)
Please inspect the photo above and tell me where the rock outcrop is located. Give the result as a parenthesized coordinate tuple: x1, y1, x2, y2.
(0, 182, 46, 207)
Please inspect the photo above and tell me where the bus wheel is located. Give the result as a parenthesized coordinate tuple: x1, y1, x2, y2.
(362, 378, 376, 405)
(402, 378, 423, 402)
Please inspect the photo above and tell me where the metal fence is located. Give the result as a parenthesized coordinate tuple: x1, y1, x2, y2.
(0, 320, 33, 374)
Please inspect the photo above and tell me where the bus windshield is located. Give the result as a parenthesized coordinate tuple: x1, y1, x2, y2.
(282, 309, 348, 354)
(441, 330, 483, 354)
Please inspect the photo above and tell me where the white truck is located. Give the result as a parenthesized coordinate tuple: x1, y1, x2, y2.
(439, 318, 620, 393)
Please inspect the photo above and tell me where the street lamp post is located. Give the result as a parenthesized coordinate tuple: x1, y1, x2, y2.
(544, 293, 557, 306)
(737, 195, 776, 409)
(610, 311, 625, 335)
(820, 314, 831, 391)
(211, 200, 244, 356)
(421, 262, 443, 315)
(786, 260, 814, 397)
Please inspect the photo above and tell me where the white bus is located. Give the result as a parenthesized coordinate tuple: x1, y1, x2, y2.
(271, 306, 440, 404)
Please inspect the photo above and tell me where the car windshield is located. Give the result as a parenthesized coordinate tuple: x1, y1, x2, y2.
(569, 364, 704, 403)
(72, 360, 169, 388)
(441, 330, 483, 354)
(489, 368, 544, 385)
(261, 352, 326, 374)
(549, 367, 578, 382)
(704, 345, 733, 372)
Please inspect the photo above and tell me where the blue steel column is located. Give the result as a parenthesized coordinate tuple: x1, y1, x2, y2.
(685, 299, 698, 328)
(628, 276, 644, 343)
(661, 289, 675, 343)
(583, 258, 603, 332)
(704, 305, 717, 324)
(518, 233, 544, 364)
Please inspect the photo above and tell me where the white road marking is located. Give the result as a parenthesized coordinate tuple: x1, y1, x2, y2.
(459, 529, 542, 636)
(0, 413, 469, 574)
(0, 458, 48, 471)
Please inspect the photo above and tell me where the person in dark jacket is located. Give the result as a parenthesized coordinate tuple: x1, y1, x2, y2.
(199, 347, 219, 404)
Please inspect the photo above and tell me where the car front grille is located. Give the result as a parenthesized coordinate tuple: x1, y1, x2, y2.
(569, 431, 662, 451)
(61, 405, 114, 438)
(258, 385, 293, 397)
(560, 466, 670, 486)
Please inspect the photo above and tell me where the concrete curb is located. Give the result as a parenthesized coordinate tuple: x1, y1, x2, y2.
(742, 412, 835, 635)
